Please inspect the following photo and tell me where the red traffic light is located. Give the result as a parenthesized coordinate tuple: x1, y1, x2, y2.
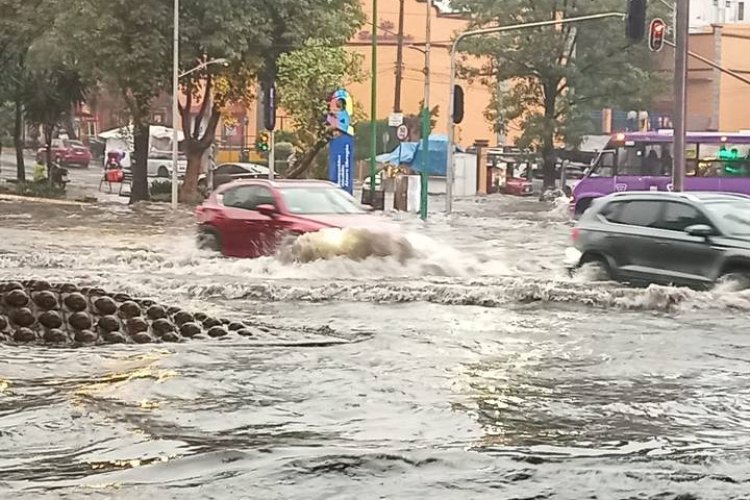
(649, 18, 666, 52)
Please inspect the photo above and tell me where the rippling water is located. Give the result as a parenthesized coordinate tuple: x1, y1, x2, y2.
(2, 195, 750, 499)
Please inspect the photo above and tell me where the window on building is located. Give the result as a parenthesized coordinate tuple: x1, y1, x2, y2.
(739, 1, 745, 20)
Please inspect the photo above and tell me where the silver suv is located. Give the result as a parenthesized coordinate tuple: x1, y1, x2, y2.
(565, 191, 750, 288)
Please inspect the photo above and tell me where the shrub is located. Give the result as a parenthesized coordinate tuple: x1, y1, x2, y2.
(149, 179, 182, 203)
(17, 179, 65, 199)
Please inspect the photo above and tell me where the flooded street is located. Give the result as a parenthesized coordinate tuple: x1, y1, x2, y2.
(2, 195, 750, 499)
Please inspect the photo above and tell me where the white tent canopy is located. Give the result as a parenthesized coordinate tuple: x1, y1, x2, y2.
(98, 125, 185, 168)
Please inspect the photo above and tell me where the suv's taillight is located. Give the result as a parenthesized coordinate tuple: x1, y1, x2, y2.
(571, 227, 580, 242)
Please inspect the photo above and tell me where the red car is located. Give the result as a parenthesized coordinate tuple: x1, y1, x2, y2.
(36, 138, 92, 168)
(195, 179, 398, 258)
(502, 177, 533, 196)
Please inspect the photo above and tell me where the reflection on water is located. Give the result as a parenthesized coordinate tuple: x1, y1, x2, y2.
(1, 196, 750, 498)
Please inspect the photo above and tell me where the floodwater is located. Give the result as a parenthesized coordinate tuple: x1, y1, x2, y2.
(1, 194, 750, 499)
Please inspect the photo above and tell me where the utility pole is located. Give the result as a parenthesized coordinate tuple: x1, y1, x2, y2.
(419, 0, 432, 221)
(394, 0, 405, 113)
(369, 0, 378, 197)
(672, 0, 689, 192)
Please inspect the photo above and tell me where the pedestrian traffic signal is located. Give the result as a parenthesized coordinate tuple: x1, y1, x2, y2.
(626, 0, 647, 41)
(256, 132, 270, 152)
(649, 18, 666, 52)
(263, 82, 276, 131)
(452, 85, 464, 124)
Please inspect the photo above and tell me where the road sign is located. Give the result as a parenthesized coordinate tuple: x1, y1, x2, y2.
(388, 112, 404, 127)
(396, 124, 408, 141)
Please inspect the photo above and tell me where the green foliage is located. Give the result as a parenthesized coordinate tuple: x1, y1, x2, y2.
(4, 0, 364, 193)
(0, 102, 13, 145)
(149, 179, 182, 203)
(452, 0, 668, 184)
(274, 130, 297, 144)
(149, 179, 174, 196)
(277, 40, 365, 172)
(15, 179, 66, 199)
(23, 65, 86, 162)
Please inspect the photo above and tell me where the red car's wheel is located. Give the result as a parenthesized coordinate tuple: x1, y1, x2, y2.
(197, 229, 222, 253)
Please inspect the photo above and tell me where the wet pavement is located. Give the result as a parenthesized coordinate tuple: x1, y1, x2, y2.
(1, 194, 750, 499)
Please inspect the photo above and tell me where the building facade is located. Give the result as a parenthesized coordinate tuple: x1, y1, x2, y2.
(691, 0, 749, 28)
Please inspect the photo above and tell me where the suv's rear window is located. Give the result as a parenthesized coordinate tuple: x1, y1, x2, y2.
(602, 200, 662, 227)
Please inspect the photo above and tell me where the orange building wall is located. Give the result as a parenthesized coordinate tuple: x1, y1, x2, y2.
(349, 0, 501, 147)
(234, 0, 503, 149)
(686, 32, 717, 130)
(717, 25, 750, 132)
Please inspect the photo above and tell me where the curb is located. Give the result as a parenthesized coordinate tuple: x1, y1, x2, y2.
(0, 194, 92, 207)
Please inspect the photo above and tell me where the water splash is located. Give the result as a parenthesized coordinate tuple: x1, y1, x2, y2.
(276, 227, 416, 264)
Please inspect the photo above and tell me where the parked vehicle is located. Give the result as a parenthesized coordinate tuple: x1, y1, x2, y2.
(195, 179, 392, 258)
(503, 177, 534, 196)
(120, 154, 187, 179)
(565, 191, 750, 289)
(49, 162, 69, 190)
(571, 131, 750, 218)
(36, 139, 92, 168)
(198, 162, 269, 192)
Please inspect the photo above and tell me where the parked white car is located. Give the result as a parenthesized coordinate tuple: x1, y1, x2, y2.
(147, 153, 188, 178)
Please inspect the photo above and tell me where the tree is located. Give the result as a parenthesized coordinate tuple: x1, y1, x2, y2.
(452, 0, 667, 189)
(178, 0, 364, 200)
(23, 65, 86, 178)
(278, 42, 365, 179)
(56, 0, 363, 202)
(58, 0, 173, 203)
(0, 0, 57, 183)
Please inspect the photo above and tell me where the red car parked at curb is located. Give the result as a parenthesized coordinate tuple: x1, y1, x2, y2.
(195, 179, 399, 259)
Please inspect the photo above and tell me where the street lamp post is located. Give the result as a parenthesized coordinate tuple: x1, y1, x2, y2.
(445, 12, 626, 214)
(419, 0, 431, 221)
(368, 0, 378, 200)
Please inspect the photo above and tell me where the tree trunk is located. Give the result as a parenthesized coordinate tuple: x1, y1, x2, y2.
(44, 125, 54, 184)
(286, 139, 327, 179)
(177, 93, 221, 204)
(129, 122, 150, 203)
(179, 146, 204, 205)
(13, 96, 25, 184)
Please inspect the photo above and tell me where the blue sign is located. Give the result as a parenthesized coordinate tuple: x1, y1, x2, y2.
(328, 133, 354, 194)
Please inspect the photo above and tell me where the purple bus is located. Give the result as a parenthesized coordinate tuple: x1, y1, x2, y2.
(570, 131, 750, 217)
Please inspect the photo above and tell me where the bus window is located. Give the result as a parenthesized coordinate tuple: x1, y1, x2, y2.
(617, 144, 668, 176)
(695, 143, 750, 177)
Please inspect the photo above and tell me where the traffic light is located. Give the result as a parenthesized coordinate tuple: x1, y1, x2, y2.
(256, 132, 270, 152)
(452, 85, 464, 124)
(263, 82, 276, 131)
(649, 18, 666, 52)
(626, 0, 647, 41)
